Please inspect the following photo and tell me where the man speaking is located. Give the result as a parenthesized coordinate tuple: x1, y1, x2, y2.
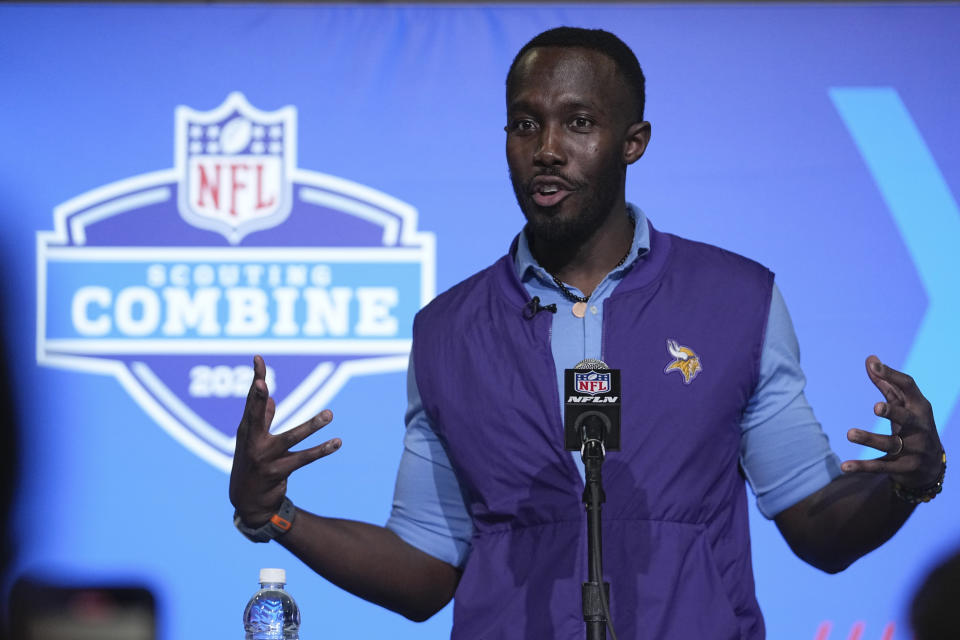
(229, 27, 945, 639)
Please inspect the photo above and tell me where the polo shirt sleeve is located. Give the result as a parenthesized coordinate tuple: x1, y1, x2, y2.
(385, 353, 474, 568)
(739, 283, 843, 519)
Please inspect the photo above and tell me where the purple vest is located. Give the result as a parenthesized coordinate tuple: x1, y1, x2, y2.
(413, 224, 774, 639)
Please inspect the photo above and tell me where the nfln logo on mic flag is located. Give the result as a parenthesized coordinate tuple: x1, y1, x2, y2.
(36, 93, 435, 472)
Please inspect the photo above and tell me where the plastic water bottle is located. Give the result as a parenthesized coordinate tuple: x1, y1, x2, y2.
(243, 568, 300, 640)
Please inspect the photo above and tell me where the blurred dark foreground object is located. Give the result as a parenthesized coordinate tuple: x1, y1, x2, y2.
(911, 547, 960, 640)
(9, 577, 155, 640)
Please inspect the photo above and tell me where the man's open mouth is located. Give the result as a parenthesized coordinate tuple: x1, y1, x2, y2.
(530, 178, 575, 207)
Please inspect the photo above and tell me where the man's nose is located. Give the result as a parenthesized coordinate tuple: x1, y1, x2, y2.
(533, 125, 566, 166)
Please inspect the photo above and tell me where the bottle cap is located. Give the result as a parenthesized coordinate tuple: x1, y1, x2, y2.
(259, 568, 286, 584)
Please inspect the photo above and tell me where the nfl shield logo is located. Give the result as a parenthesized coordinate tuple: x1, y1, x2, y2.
(176, 92, 294, 244)
(575, 371, 611, 395)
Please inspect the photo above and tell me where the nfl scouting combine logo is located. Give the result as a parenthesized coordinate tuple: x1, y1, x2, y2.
(36, 93, 435, 472)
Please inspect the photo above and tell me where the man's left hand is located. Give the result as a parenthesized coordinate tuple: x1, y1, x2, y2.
(842, 355, 943, 489)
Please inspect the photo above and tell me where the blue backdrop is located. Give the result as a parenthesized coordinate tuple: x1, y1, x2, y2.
(2, 4, 959, 639)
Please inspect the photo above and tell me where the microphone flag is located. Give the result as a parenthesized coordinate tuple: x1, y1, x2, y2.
(564, 359, 622, 451)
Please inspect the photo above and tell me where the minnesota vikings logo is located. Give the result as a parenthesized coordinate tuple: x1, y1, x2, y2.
(664, 339, 703, 384)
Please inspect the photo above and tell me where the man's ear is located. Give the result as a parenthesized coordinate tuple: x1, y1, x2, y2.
(623, 121, 651, 165)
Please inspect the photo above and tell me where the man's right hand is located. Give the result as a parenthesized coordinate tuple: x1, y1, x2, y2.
(227, 356, 459, 622)
(229, 354, 342, 527)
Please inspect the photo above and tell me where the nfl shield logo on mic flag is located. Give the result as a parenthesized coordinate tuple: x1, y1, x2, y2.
(575, 371, 611, 395)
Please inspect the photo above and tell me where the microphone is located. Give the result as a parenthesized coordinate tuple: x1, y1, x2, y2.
(523, 296, 557, 319)
(566, 360, 622, 640)
(564, 358, 621, 452)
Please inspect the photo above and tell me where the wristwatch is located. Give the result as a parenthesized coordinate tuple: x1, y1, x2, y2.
(234, 496, 297, 542)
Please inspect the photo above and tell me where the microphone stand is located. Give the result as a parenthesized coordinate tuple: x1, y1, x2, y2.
(581, 421, 613, 640)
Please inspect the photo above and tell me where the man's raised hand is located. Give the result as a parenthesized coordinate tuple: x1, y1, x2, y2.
(229, 355, 341, 527)
(842, 355, 943, 490)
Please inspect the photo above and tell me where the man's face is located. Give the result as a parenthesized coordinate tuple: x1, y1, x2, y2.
(506, 46, 638, 249)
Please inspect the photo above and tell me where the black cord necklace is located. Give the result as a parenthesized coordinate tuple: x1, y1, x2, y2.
(548, 216, 635, 318)
(549, 245, 632, 318)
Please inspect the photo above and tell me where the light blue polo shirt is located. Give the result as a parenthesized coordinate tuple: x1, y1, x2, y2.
(386, 206, 842, 568)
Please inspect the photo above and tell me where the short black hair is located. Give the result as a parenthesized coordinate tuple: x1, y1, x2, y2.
(506, 27, 646, 122)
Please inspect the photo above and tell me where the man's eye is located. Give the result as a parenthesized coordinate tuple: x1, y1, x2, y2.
(510, 119, 537, 132)
(572, 117, 593, 129)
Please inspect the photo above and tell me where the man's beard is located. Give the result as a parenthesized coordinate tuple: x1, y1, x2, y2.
(509, 166, 622, 257)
